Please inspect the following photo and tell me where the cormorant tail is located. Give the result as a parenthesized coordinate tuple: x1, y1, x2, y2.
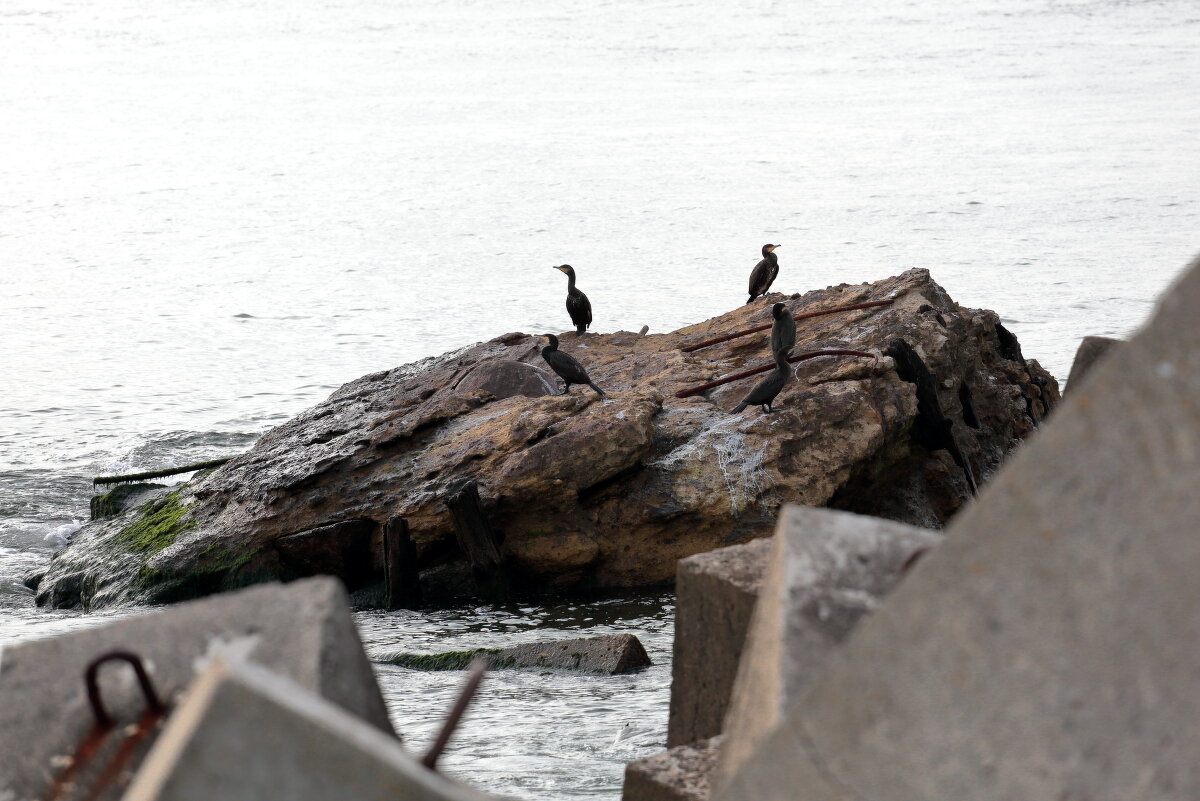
(732, 401, 748, 413)
(588, 382, 606, 396)
(577, 323, 586, 334)
(746, 295, 755, 305)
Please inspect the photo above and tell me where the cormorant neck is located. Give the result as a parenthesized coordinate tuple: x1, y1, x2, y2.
(775, 348, 790, 368)
(565, 271, 576, 291)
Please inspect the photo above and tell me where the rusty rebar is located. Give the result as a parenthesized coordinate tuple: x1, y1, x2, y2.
(421, 658, 487, 771)
(45, 651, 167, 801)
(85, 651, 164, 728)
(680, 299, 895, 353)
(675, 349, 880, 399)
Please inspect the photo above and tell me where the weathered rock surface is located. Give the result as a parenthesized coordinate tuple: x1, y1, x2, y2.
(0, 578, 393, 801)
(125, 658, 496, 801)
(380, 633, 652, 675)
(714, 254, 1200, 801)
(668, 538, 771, 747)
(38, 269, 1057, 609)
(623, 736, 723, 801)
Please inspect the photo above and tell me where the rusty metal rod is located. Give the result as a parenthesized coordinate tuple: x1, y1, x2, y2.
(422, 658, 487, 771)
(675, 349, 879, 399)
(680, 299, 895, 353)
(85, 651, 164, 728)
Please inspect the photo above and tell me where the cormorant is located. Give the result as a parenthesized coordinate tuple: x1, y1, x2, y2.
(747, 244, 780, 304)
(769, 302, 796, 356)
(553, 264, 592, 334)
(732, 346, 791, 414)
(540, 334, 605, 396)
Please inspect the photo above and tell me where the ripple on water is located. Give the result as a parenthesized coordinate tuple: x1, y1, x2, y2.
(358, 594, 673, 799)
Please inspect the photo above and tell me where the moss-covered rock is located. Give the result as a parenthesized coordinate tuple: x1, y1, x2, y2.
(89, 482, 166, 520)
(116, 491, 195, 554)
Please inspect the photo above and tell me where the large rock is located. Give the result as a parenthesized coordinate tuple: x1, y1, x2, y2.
(37, 269, 1058, 609)
(668, 538, 772, 747)
(124, 658, 495, 801)
(0, 578, 393, 801)
(715, 253, 1200, 801)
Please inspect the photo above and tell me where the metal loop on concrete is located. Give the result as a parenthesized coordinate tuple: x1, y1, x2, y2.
(84, 650, 165, 728)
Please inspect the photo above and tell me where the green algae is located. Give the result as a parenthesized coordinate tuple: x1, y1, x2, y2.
(116, 491, 195, 554)
(90, 483, 164, 521)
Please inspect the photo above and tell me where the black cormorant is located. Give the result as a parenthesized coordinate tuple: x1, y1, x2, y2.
(769, 302, 796, 356)
(540, 334, 605, 396)
(746, 244, 780, 304)
(553, 264, 592, 334)
(732, 346, 791, 414)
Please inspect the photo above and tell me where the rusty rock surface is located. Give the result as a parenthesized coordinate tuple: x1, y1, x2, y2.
(37, 269, 1057, 609)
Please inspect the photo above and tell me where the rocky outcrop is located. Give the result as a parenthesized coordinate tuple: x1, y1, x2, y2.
(37, 269, 1057, 609)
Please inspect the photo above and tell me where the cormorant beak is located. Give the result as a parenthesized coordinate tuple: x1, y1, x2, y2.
(771, 245, 781, 250)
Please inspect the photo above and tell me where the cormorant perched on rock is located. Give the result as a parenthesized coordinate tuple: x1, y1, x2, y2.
(770, 302, 796, 356)
(540, 334, 605, 396)
(553, 264, 592, 334)
(732, 346, 791, 414)
(747, 244, 780, 304)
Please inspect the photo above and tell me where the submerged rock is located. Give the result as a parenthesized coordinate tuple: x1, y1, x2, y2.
(38, 269, 1057, 609)
(381, 633, 652, 675)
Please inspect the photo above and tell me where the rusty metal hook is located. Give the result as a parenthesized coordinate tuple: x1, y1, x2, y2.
(421, 659, 487, 771)
(84, 651, 164, 728)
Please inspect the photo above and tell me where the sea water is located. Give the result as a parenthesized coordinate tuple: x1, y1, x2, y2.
(1, 0, 1197, 797)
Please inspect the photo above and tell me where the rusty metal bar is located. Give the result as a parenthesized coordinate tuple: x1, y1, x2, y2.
(421, 658, 487, 771)
(85, 651, 164, 728)
(680, 299, 895, 353)
(675, 349, 879, 399)
(45, 651, 168, 801)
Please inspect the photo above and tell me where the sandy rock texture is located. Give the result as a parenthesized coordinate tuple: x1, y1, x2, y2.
(36, 269, 1056, 609)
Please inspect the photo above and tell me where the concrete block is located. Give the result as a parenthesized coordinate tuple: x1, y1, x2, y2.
(622, 736, 722, 801)
(667, 537, 772, 747)
(124, 658, 496, 801)
(717, 254, 1200, 801)
(381, 633, 652, 674)
(1065, 335, 1122, 391)
(0, 578, 392, 801)
(715, 506, 941, 786)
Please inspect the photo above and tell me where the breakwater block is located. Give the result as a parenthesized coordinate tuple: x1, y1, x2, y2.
(667, 537, 772, 747)
(381, 633, 651, 675)
(1065, 334, 1123, 391)
(622, 735, 722, 801)
(713, 505, 941, 788)
(123, 658, 495, 801)
(0, 577, 393, 801)
(715, 256, 1200, 800)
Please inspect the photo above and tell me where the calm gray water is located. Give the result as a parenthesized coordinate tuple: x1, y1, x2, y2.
(1, 0, 1198, 797)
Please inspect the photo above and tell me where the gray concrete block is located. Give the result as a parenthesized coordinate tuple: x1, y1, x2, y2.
(381, 633, 652, 674)
(0, 578, 392, 801)
(124, 658, 496, 801)
(622, 736, 722, 801)
(715, 506, 941, 787)
(717, 253, 1200, 801)
(1065, 334, 1122, 391)
(668, 537, 772, 747)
